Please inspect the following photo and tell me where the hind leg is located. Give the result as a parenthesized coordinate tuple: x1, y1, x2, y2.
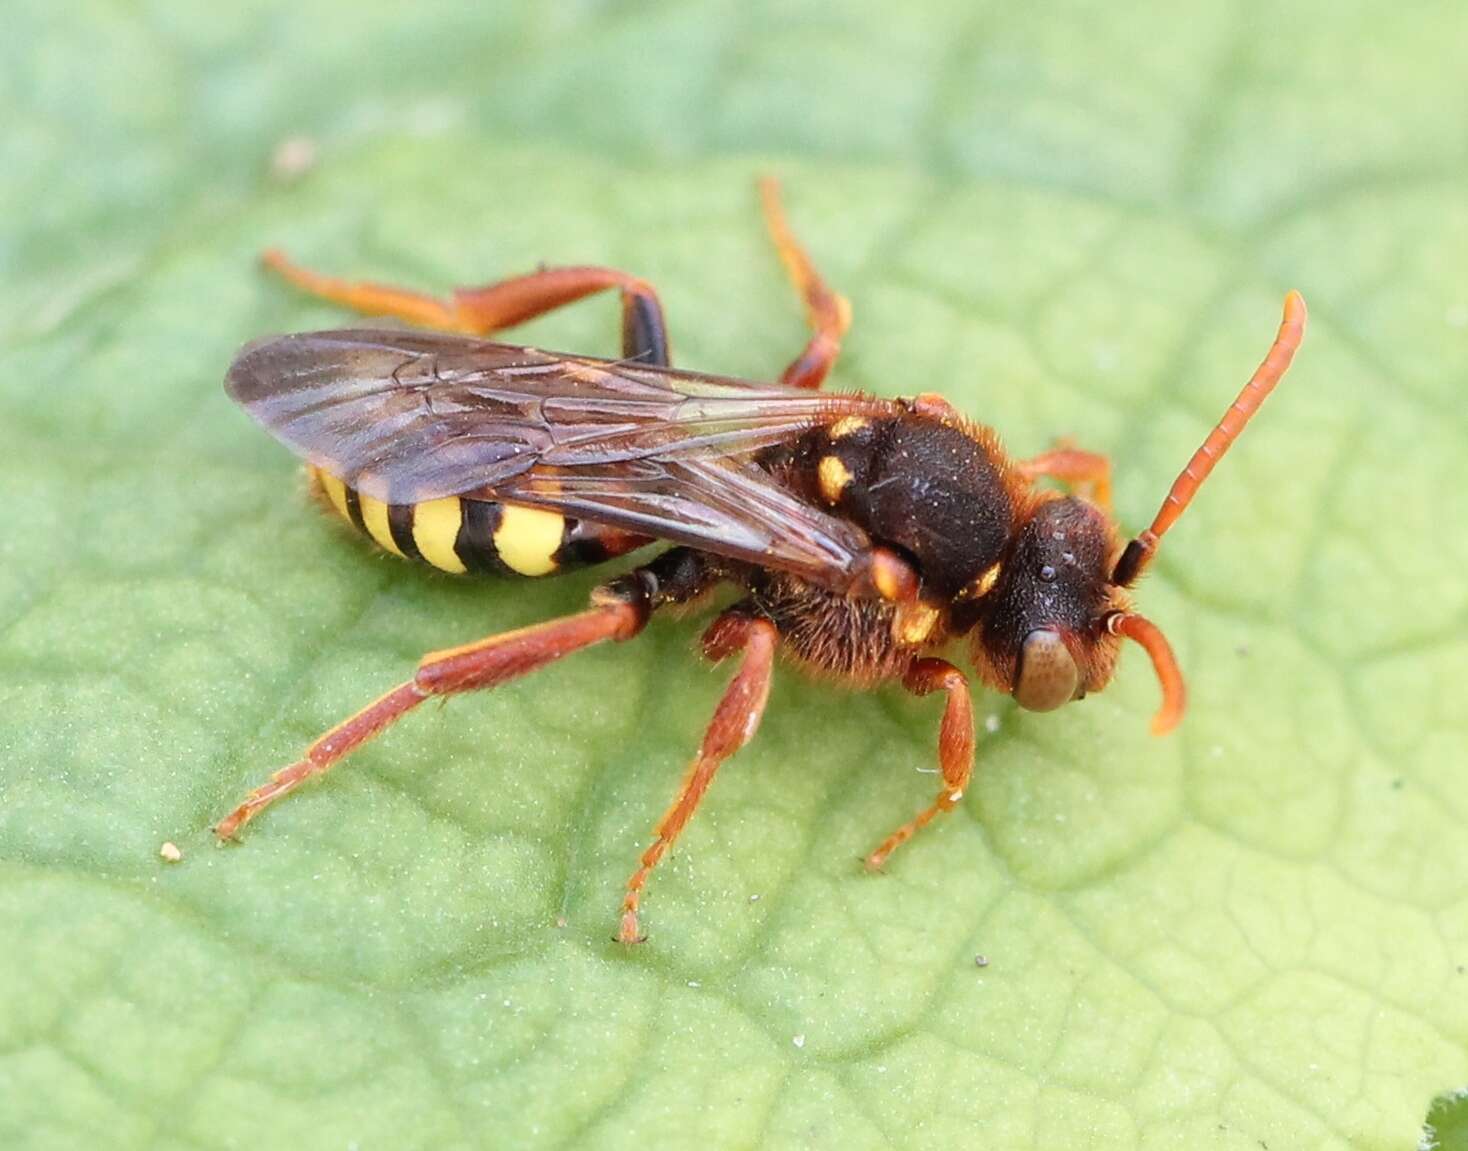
(262, 252, 671, 365)
(215, 548, 719, 841)
(758, 178, 851, 389)
(214, 601, 645, 840)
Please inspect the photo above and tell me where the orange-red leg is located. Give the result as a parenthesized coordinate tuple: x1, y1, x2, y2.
(1018, 445, 1114, 515)
(865, 659, 974, 870)
(261, 251, 671, 365)
(906, 392, 963, 423)
(617, 612, 779, 944)
(758, 177, 851, 390)
(213, 601, 646, 840)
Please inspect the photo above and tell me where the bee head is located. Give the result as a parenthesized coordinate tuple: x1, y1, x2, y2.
(967, 292, 1306, 735)
(966, 496, 1148, 714)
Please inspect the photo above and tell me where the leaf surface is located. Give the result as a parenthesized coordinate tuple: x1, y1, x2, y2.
(3, 3, 1467, 1149)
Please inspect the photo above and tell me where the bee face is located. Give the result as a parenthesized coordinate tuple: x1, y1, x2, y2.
(1012, 628, 1081, 712)
(968, 496, 1126, 707)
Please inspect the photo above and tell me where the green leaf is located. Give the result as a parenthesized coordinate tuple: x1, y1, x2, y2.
(3, 3, 1467, 1149)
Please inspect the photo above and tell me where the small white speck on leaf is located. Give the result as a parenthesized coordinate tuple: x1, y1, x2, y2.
(792, 1034, 805, 1049)
(270, 135, 318, 181)
(749, 893, 761, 903)
(159, 842, 182, 863)
(984, 715, 1001, 734)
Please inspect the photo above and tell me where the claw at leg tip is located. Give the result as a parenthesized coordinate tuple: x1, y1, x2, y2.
(617, 912, 646, 945)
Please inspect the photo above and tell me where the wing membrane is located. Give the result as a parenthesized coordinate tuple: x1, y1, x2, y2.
(226, 328, 896, 588)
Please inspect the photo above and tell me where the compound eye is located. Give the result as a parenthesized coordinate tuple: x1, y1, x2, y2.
(1013, 629, 1080, 712)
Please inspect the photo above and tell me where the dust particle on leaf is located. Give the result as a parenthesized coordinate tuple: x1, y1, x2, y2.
(271, 135, 318, 181)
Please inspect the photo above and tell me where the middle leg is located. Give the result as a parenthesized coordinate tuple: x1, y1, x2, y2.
(618, 610, 779, 944)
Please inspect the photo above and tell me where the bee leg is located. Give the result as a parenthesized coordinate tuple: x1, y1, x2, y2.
(758, 177, 851, 390)
(261, 250, 671, 366)
(1017, 446, 1114, 515)
(617, 611, 778, 944)
(865, 659, 974, 870)
(213, 598, 649, 841)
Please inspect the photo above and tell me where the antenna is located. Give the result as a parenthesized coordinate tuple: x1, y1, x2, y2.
(1113, 291, 1307, 586)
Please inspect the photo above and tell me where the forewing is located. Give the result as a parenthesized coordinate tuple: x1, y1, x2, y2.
(493, 456, 871, 585)
(227, 328, 894, 588)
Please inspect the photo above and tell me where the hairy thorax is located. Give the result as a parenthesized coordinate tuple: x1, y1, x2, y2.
(742, 569, 922, 685)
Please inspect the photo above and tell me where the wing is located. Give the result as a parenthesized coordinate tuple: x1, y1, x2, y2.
(226, 328, 899, 590)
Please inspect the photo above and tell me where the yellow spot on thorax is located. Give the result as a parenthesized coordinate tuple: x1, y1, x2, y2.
(494, 504, 563, 576)
(828, 415, 869, 439)
(817, 455, 853, 504)
(970, 562, 1002, 598)
(412, 497, 468, 573)
(894, 602, 940, 646)
(358, 494, 405, 558)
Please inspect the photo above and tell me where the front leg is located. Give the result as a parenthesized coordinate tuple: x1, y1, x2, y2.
(865, 659, 975, 870)
(1017, 444, 1114, 515)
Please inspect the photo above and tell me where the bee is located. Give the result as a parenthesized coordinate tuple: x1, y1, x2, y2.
(216, 179, 1306, 943)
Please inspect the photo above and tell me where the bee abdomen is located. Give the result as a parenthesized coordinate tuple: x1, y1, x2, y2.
(309, 466, 646, 577)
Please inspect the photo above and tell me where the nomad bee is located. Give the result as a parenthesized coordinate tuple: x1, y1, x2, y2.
(217, 180, 1306, 943)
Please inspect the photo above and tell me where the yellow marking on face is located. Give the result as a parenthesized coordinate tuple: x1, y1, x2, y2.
(818, 455, 853, 504)
(412, 497, 468, 573)
(828, 415, 869, 439)
(494, 504, 564, 577)
(316, 468, 352, 523)
(971, 562, 1002, 597)
(894, 602, 940, 646)
(358, 494, 405, 558)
